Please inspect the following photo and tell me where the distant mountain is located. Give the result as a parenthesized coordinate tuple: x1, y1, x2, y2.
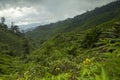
(19, 23, 40, 31)
(26, 0, 120, 46)
(1, 0, 120, 79)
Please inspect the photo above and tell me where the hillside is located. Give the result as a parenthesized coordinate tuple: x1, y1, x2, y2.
(1, 0, 120, 80)
(26, 0, 120, 46)
(14, 22, 120, 80)
(0, 21, 33, 77)
(0, 27, 31, 56)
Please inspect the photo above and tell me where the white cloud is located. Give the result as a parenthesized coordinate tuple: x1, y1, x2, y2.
(0, 7, 39, 25)
(0, 8, 23, 18)
(0, 0, 115, 29)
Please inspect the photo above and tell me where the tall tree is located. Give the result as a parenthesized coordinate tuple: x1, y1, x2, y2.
(0, 17, 8, 30)
(10, 22, 20, 34)
(112, 22, 120, 38)
(10, 22, 14, 32)
(81, 27, 102, 48)
(1, 17, 5, 24)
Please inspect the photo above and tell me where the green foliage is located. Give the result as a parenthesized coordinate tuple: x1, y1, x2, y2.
(81, 27, 102, 48)
(79, 59, 109, 80)
(112, 22, 120, 38)
(0, 17, 7, 31)
(0, 17, 34, 78)
(0, 17, 33, 56)
(26, 0, 120, 47)
(1, 1, 120, 80)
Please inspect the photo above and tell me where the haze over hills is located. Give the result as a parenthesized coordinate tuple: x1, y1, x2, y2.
(19, 23, 40, 31)
(0, 0, 114, 29)
(26, 0, 120, 46)
(23, 1, 120, 80)
(1, 0, 120, 80)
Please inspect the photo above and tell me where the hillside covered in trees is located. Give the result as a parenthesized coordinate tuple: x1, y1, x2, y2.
(0, 0, 120, 80)
(26, 0, 120, 46)
(0, 17, 33, 78)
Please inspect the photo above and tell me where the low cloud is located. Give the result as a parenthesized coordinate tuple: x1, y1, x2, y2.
(0, 0, 115, 28)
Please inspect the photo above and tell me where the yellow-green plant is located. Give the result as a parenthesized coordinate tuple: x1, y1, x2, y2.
(79, 58, 109, 80)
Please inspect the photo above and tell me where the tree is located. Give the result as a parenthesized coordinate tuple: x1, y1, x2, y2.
(0, 17, 8, 30)
(81, 27, 102, 48)
(10, 22, 14, 32)
(1, 17, 5, 24)
(10, 22, 21, 34)
(22, 39, 30, 55)
(112, 22, 120, 38)
(14, 25, 20, 33)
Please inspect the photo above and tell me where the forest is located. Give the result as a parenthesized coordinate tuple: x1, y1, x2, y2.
(0, 0, 120, 80)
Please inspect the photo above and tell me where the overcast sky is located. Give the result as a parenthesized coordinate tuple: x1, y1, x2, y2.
(0, 0, 115, 28)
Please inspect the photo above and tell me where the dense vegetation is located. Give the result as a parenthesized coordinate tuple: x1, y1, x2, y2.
(0, 0, 120, 80)
(0, 17, 33, 78)
(26, 0, 120, 46)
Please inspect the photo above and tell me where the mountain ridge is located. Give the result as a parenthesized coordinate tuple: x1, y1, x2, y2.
(26, 0, 120, 46)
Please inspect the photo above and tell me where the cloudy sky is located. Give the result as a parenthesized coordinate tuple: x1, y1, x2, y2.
(0, 0, 115, 29)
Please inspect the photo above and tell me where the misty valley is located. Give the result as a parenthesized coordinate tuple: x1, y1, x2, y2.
(0, 0, 120, 80)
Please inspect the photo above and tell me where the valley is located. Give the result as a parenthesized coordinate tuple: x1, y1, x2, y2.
(0, 0, 120, 80)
